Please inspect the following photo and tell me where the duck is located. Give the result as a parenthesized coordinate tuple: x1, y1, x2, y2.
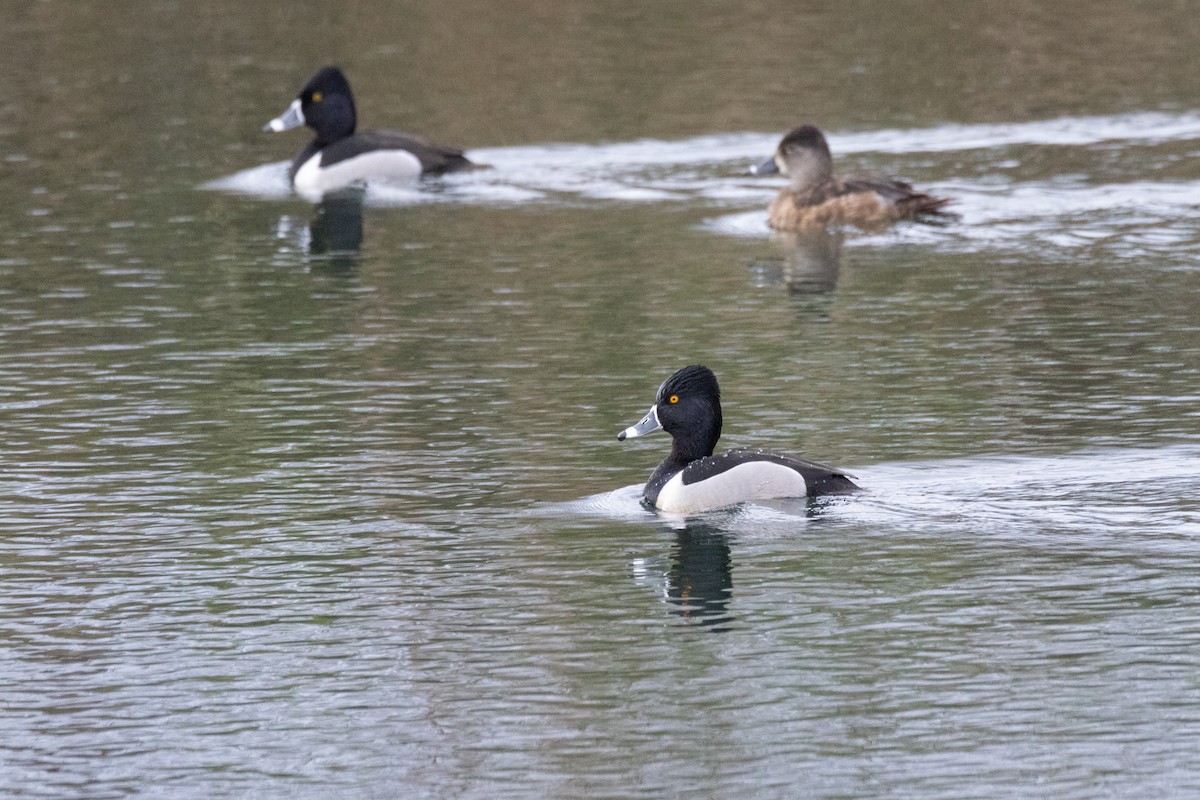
(617, 365, 858, 513)
(751, 125, 952, 231)
(263, 66, 482, 200)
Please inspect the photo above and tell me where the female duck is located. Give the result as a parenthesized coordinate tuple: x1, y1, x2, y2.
(264, 66, 481, 200)
(752, 125, 951, 231)
(618, 365, 857, 513)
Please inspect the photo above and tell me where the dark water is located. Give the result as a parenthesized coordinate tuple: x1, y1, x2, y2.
(4, 3, 1200, 798)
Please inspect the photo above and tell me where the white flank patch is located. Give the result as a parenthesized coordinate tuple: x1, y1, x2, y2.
(654, 460, 809, 513)
(293, 149, 424, 201)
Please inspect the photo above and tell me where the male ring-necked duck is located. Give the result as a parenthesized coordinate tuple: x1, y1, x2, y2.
(264, 66, 482, 200)
(617, 365, 858, 513)
(751, 125, 952, 232)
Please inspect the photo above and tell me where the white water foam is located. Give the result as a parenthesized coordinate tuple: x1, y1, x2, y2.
(208, 111, 1200, 207)
(706, 175, 1200, 258)
(553, 444, 1200, 545)
(204, 161, 295, 198)
(206, 111, 1200, 258)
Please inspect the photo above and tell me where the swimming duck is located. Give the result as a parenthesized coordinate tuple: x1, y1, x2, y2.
(751, 125, 952, 231)
(618, 365, 858, 513)
(264, 66, 481, 200)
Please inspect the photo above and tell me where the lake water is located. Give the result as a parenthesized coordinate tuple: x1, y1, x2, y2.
(4, 3, 1200, 798)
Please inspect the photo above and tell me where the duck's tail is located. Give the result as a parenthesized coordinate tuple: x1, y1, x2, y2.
(903, 193, 957, 223)
(433, 154, 492, 175)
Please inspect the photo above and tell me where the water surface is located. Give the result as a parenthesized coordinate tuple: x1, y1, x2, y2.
(4, 3, 1200, 798)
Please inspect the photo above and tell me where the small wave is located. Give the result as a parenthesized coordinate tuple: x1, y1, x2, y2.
(705, 176, 1200, 259)
(550, 445, 1200, 543)
(201, 161, 294, 198)
(537, 484, 656, 521)
(842, 444, 1200, 545)
(204, 111, 1200, 255)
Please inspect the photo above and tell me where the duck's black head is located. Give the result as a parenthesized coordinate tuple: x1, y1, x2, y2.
(619, 365, 723, 463)
(299, 66, 357, 143)
(265, 66, 357, 144)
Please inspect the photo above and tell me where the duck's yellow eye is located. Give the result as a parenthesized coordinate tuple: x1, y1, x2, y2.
(669, 395, 679, 404)
(311, 91, 323, 103)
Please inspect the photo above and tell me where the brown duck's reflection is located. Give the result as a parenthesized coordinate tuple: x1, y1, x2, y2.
(665, 522, 735, 632)
(309, 190, 364, 263)
(748, 228, 842, 295)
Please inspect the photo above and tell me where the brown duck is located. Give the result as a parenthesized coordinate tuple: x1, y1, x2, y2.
(752, 125, 952, 232)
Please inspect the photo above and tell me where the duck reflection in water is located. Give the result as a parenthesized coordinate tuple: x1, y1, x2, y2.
(749, 228, 843, 296)
(656, 499, 852, 631)
(274, 189, 367, 268)
(665, 522, 735, 631)
(308, 189, 365, 263)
